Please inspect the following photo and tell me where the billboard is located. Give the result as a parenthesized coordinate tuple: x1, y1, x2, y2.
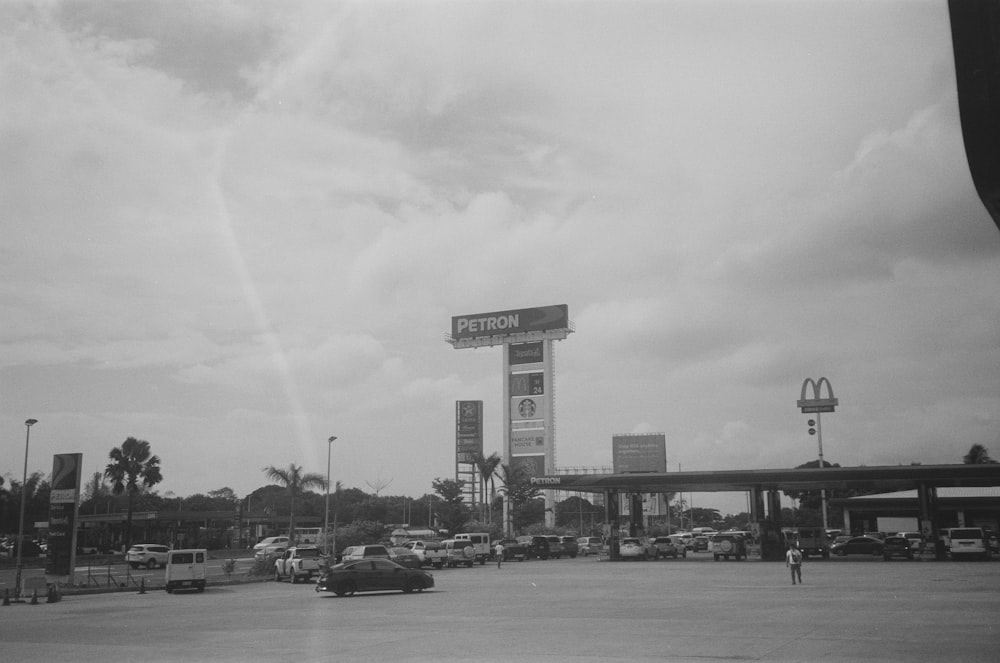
(45, 453, 83, 578)
(510, 429, 546, 455)
(511, 454, 546, 479)
(451, 305, 569, 341)
(509, 341, 544, 366)
(612, 433, 667, 473)
(509, 371, 544, 396)
(510, 395, 546, 421)
(456, 400, 483, 464)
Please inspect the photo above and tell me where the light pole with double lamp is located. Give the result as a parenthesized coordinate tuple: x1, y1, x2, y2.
(14, 418, 38, 600)
(324, 436, 337, 555)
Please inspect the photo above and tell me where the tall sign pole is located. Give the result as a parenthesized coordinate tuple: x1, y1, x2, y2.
(797, 378, 838, 533)
(448, 305, 573, 537)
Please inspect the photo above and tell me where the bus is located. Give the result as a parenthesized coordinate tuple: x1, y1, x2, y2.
(293, 528, 322, 545)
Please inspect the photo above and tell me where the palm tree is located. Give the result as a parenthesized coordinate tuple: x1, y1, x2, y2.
(473, 452, 502, 523)
(263, 464, 326, 543)
(104, 437, 163, 551)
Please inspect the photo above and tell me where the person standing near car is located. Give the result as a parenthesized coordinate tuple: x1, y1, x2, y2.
(786, 542, 803, 584)
(494, 541, 504, 568)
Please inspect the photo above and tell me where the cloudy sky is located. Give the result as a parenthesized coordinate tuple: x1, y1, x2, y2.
(2, 1, 998, 514)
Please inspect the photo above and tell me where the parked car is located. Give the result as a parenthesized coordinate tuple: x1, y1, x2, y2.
(542, 536, 565, 559)
(494, 538, 527, 562)
(668, 533, 695, 551)
(692, 535, 711, 552)
(559, 536, 580, 558)
(831, 536, 885, 557)
(340, 544, 391, 561)
(652, 537, 685, 559)
(315, 558, 434, 596)
(577, 536, 604, 556)
(985, 529, 1000, 555)
(126, 543, 171, 569)
(946, 527, 989, 560)
(882, 536, 914, 561)
(710, 533, 748, 561)
(896, 531, 924, 552)
(3, 537, 43, 558)
(253, 536, 290, 561)
(619, 537, 657, 560)
(441, 539, 476, 567)
(388, 547, 423, 569)
(516, 535, 551, 560)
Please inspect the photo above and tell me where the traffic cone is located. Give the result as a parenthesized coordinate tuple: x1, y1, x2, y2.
(29, 589, 38, 605)
(139, 578, 146, 594)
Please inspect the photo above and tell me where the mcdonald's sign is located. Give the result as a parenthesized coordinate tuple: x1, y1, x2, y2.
(797, 377, 838, 413)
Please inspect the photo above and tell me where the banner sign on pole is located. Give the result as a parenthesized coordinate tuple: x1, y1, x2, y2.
(45, 453, 83, 578)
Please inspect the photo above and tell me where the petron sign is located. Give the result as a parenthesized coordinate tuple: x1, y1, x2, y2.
(451, 305, 569, 341)
(448, 304, 573, 531)
(797, 377, 839, 414)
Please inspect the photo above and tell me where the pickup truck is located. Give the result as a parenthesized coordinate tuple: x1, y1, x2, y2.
(274, 546, 325, 583)
(401, 540, 448, 569)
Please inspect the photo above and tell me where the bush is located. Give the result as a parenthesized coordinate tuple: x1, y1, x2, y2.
(247, 553, 280, 577)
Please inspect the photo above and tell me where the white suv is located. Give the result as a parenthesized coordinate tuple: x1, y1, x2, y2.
(253, 536, 290, 561)
(947, 527, 989, 560)
(126, 543, 171, 569)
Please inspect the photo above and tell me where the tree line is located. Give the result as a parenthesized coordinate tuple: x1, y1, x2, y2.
(2, 438, 995, 549)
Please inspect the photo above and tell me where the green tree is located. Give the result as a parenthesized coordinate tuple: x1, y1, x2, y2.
(263, 464, 326, 542)
(963, 443, 997, 464)
(473, 452, 502, 523)
(431, 477, 470, 534)
(496, 463, 542, 533)
(104, 437, 163, 551)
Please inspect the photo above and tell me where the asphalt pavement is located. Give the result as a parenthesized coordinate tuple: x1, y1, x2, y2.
(1, 552, 998, 662)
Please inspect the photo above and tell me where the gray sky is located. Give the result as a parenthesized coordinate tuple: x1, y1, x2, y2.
(2, 1, 998, 514)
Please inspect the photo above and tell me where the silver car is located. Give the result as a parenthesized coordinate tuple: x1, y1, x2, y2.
(126, 543, 171, 569)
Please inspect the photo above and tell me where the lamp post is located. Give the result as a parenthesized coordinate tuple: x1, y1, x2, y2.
(14, 418, 38, 600)
(324, 436, 337, 555)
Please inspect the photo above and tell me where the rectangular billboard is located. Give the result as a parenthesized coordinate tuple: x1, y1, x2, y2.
(510, 395, 546, 421)
(510, 454, 546, 479)
(612, 433, 667, 473)
(45, 452, 83, 578)
(510, 429, 546, 455)
(456, 400, 483, 460)
(510, 371, 544, 396)
(508, 341, 544, 366)
(452, 305, 568, 341)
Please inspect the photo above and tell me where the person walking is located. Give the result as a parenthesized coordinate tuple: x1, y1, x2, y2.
(786, 542, 803, 584)
(494, 540, 504, 568)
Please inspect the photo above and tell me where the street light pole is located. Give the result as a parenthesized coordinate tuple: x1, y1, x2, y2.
(324, 436, 337, 555)
(15, 418, 38, 600)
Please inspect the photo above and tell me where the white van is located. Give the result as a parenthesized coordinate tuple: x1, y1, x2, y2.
(165, 548, 208, 593)
(946, 527, 989, 560)
(453, 532, 490, 564)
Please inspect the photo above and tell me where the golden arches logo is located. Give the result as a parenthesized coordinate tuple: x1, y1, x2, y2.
(797, 377, 838, 412)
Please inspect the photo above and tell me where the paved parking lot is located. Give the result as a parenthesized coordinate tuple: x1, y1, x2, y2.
(2, 554, 998, 662)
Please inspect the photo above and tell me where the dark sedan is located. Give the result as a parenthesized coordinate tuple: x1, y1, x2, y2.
(389, 547, 423, 569)
(831, 536, 884, 557)
(495, 539, 527, 562)
(315, 559, 434, 596)
(882, 536, 914, 561)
